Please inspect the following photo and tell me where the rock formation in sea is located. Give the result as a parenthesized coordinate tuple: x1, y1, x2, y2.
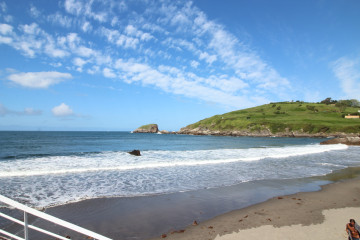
(133, 124, 159, 133)
(128, 150, 141, 156)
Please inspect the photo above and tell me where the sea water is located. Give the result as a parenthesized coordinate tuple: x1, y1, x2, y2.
(0, 131, 359, 208)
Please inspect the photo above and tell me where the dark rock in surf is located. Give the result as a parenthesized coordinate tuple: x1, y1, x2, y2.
(128, 150, 141, 156)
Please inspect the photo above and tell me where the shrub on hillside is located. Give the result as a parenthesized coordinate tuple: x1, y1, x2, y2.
(306, 105, 318, 112)
(303, 124, 315, 133)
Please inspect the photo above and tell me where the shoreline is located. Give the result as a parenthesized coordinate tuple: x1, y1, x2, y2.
(7, 167, 358, 240)
(151, 174, 360, 240)
(175, 128, 360, 138)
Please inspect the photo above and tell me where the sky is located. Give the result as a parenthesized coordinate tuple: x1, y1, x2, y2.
(0, 0, 359, 131)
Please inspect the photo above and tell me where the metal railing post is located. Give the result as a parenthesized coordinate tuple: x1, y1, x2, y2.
(24, 212, 29, 240)
(0, 194, 112, 240)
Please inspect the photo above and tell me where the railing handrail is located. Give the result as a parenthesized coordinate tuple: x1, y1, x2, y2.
(0, 194, 112, 240)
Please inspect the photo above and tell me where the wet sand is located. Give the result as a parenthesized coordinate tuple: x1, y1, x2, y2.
(3, 167, 360, 240)
(151, 176, 360, 240)
(38, 177, 330, 240)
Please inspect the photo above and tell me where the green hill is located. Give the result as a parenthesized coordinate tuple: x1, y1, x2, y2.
(179, 101, 360, 137)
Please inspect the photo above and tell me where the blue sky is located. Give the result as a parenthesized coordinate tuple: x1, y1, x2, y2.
(0, 0, 359, 131)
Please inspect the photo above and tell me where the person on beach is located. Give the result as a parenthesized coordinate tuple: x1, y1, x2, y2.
(346, 219, 360, 240)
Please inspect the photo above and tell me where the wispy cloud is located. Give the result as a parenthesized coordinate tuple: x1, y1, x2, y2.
(103, 67, 116, 78)
(0, 0, 290, 109)
(331, 56, 360, 99)
(0, 103, 42, 117)
(7, 71, 72, 88)
(113, 59, 254, 108)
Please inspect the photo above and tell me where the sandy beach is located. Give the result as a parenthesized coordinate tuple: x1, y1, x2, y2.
(40, 176, 331, 240)
(3, 168, 360, 240)
(151, 177, 360, 240)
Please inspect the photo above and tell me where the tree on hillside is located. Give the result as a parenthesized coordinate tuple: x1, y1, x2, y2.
(320, 97, 337, 105)
(350, 99, 360, 107)
(335, 100, 349, 112)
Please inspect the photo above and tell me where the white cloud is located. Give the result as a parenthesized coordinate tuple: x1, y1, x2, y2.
(61, 33, 96, 57)
(66, 32, 80, 48)
(125, 24, 153, 41)
(116, 34, 139, 49)
(0, 0, 289, 109)
(64, 0, 83, 16)
(125, 25, 137, 36)
(52, 103, 74, 117)
(114, 59, 252, 108)
(0, 1, 7, 12)
(87, 65, 100, 75)
(7, 71, 72, 88)
(48, 12, 73, 28)
(3, 15, 13, 22)
(190, 60, 199, 68)
(103, 67, 116, 78)
(0, 23, 48, 58)
(49, 62, 63, 67)
(199, 52, 217, 65)
(171, 12, 191, 26)
(0, 36, 12, 44)
(77, 46, 95, 57)
(331, 57, 360, 99)
(142, 22, 167, 34)
(99, 25, 153, 50)
(81, 21, 92, 33)
(45, 37, 69, 58)
(23, 108, 42, 115)
(29, 5, 41, 18)
(20, 23, 41, 35)
(0, 103, 42, 117)
(64, 0, 110, 23)
(73, 57, 86, 67)
(183, 7, 289, 93)
(99, 27, 120, 43)
(0, 23, 12, 34)
(45, 44, 69, 58)
(73, 57, 87, 72)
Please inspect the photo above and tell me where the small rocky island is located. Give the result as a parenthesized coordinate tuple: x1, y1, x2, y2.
(133, 124, 176, 134)
(133, 124, 159, 133)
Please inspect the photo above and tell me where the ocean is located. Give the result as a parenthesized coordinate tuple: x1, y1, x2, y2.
(0, 131, 359, 209)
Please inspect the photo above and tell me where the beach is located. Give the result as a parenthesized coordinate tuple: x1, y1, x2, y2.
(151, 176, 360, 240)
(11, 168, 356, 240)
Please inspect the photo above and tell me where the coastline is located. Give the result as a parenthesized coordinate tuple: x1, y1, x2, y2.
(14, 167, 360, 240)
(176, 128, 360, 138)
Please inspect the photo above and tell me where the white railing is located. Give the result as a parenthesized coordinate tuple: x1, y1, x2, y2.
(0, 195, 112, 240)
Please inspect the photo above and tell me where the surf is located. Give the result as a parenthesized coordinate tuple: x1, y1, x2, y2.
(0, 144, 348, 178)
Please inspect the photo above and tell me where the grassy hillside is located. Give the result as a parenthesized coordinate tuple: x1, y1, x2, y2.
(183, 102, 360, 134)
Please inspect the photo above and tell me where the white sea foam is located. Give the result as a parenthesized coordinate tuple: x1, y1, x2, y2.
(1, 143, 358, 208)
(0, 144, 348, 178)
